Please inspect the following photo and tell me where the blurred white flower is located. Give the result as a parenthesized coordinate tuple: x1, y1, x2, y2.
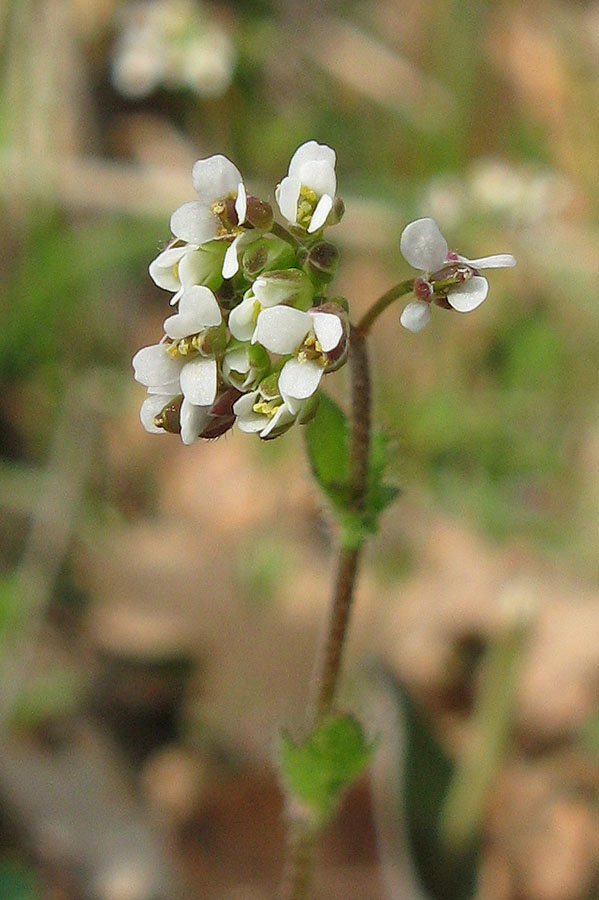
(399, 217, 516, 332)
(111, 0, 234, 100)
(276, 141, 338, 233)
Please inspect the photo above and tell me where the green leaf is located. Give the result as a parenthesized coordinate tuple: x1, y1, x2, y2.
(304, 393, 400, 545)
(278, 715, 376, 824)
(304, 392, 351, 508)
(0, 860, 39, 900)
(388, 676, 479, 900)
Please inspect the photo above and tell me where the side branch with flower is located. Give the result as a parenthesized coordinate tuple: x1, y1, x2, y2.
(131, 140, 516, 900)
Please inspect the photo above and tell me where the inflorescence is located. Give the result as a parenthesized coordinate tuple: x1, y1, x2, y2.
(133, 141, 516, 444)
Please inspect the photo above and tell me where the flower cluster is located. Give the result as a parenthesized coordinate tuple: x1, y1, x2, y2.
(133, 141, 348, 443)
(398, 218, 516, 333)
(111, 0, 235, 100)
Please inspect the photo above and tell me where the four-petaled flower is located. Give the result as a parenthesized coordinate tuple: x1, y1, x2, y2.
(276, 141, 337, 234)
(169, 154, 251, 278)
(253, 306, 346, 412)
(399, 217, 516, 333)
(132, 285, 226, 444)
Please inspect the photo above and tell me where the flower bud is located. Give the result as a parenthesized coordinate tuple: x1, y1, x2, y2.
(197, 387, 242, 439)
(241, 235, 295, 279)
(215, 280, 240, 312)
(253, 269, 314, 311)
(328, 196, 345, 226)
(299, 240, 340, 289)
(194, 321, 228, 357)
(244, 195, 274, 231)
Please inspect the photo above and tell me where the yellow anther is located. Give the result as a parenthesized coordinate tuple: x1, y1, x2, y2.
(253, 399, 281, 418)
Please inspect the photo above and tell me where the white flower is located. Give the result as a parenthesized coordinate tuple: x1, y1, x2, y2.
(132, 345, 213, 445)
(399, 217, 516, 332)
(228, 270, 313, 342)
(233, 390, 298, 440)
(132, 285, 224, 443)
(276, 141, 337, 234)
(253, 306, 344, 412)
(170, 155, 250, 278)
(148, 240, 227, 304)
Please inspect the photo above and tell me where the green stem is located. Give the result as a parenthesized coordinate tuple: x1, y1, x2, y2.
(355, 279, 414, 336)
(281, 327, 372, 900)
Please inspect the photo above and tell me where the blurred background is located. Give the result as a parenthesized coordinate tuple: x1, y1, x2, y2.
(1, 0, 599, 898)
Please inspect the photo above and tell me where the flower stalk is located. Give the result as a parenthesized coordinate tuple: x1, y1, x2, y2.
(281, 325, 372, 900)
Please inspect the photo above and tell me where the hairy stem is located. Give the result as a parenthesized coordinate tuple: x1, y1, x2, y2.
(281, 327, 372, 900)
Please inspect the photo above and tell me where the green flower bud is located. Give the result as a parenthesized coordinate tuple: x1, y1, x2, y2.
(241, 235, 296, 279)
(300, 241, 340, 289)
(194, 320, 228, 357)
(253, 268, 314, 311)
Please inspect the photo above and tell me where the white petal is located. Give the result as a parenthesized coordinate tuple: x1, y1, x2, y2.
(223, 347, 250, 378)
(279, 358, 324, 403)
(277, 175, 301, 223)
(235, 182, 247, 224)
(229, 296, 258, 342)
(132, 344, 183, 388)
(260, 402, 295, 437)
(447, 275, 489, 312)
(400, 218, 448, 271)
(148, 245, 188, 291)
(222, 237, 241, 279)
(457, 253, 517, 269)
(253, 306, 311, 355)
(233, 391, 258, 417)
(140, 394, 175, 434)
(191, 155, 242, 202)
(310, 311, 343, 352)
(164, 285, 221, 338)
(233, 392, 267, 433)
(180, 397, 210, 445)
(288, 141, 336, 177)
(170, 201, 217, 245)
(400, 300, 431, 333)
(180, 356, 218, 405)
(253, 275, 295, 308)
(298, 159, 336, 201)
(308, 194, 334, 233)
